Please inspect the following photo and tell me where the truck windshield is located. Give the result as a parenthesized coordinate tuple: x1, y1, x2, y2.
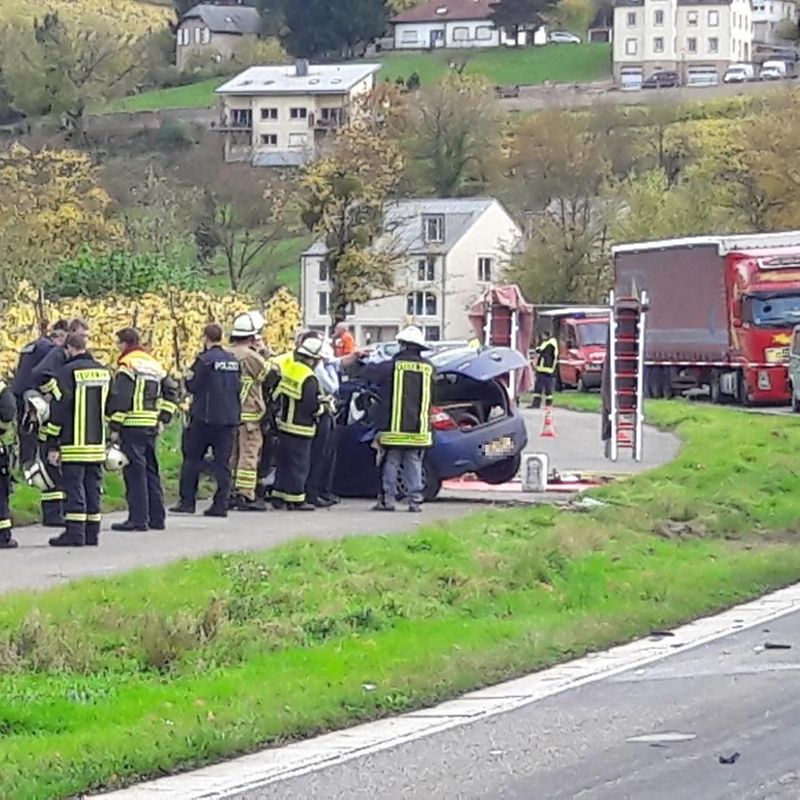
(744, 294, 800, 327)
(577, 322, 609, 346)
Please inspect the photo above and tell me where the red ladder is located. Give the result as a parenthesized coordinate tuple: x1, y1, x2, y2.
(608, 290, 648, 462)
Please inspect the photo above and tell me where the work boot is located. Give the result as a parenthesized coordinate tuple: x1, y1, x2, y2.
(42, 515, 65, 528)
(408, 503, 422, 513)
(148, 520, 166, 531)
(0, 535, 18, 549)
(322, 494, 341, 505)
(85, 525, 100, 547)
(49, 530, 85, 547)
(271, 497, 287, 510)
(234, 495, 268, 512)
(288, 502, 316, 511)
(310, 496, 334, 508)
(203, 506, 228, 518)
(111, 520, 148, 532)
(372, 500, 396, 512)
(170, 504, 196, 515)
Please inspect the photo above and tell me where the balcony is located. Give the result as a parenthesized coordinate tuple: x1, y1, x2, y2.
(310, 111, 348, 131)
(217, 112, 253, 132)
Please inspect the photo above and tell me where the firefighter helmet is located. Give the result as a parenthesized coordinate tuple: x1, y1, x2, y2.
(396, 325, 425, 348)
(231, 311, 265, 339)
(23, 454, 56, 492)
(105, 444, 130, 472)
(296, 336, 324, 359)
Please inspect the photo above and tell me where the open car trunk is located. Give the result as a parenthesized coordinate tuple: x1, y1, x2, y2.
(434, 372, 509, 429)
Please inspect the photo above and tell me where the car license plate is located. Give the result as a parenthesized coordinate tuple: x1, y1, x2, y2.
(765, 346, 790, 364)
(483, 436, 514, 458)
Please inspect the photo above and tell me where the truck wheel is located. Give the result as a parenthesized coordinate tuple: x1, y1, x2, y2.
(710, 372, 722, 404)
(660, 367, 674, 399)
(737, 372, 751, 407)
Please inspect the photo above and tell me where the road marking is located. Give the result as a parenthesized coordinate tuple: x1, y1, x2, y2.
(99, 582, 800, 799)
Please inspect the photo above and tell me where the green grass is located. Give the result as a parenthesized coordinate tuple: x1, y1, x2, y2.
(2, 402, 800, 796)
(99, 45, 611, 114)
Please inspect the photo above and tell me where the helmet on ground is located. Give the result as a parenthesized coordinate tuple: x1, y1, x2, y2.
(396, 325, 425, 348)
(23, 390, 50, 426)
(296, 336, 324, 359)
(231, 311, 265, 339)
(105, 444, 130, 472)
(23, 454, 56, 492)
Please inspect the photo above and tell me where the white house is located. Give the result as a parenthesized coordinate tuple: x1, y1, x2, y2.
(752, 0, 798, 43)
(301, 198, 523, 344)
(391, 0, 511, 49)
(215, 61, 381, 167)
(613, 0, 754, 88)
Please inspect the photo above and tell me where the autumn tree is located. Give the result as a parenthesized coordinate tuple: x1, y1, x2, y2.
(489, 0, 554, 42)
(1, 14, 145, 138)
(506, 109, 614, 303)
(299, 105, 405, 324)
(0, 144, 124, 298)
(406, 74, 502, 197)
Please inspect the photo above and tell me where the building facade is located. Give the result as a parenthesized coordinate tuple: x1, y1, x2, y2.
(301, 198, 523, 344)
(613, 0, 754, 87)
(215, 61, 381, 167)
(176, 3, 262, 71)
(752, 0, 798, 43)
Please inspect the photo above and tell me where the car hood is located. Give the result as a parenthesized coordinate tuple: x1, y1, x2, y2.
(431, 346, 529, 381)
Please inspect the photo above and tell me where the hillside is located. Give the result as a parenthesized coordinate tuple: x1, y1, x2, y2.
(0, 0, 171, 33)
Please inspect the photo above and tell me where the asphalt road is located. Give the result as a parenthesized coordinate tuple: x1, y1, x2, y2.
(0, 409, 678, 594)
(253, 605, 800, 800)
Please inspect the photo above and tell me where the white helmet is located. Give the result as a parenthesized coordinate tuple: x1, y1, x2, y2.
(396, 325, 425, 348)
(296, 336, 324, 359)
(105, 444, 130, 472)
(320, 339, 334, 361)
(23, 454, 56, 492)
(231, 311, 265, 339)
(23, 390, 50, 427)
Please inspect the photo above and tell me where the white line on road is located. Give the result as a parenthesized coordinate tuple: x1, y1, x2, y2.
(99, 582, 800, 799)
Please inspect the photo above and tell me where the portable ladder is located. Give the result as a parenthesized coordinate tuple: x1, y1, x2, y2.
(607, 290, 648, 462)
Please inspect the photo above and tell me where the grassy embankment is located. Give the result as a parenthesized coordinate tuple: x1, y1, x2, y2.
(103, 44, 612, 113)
(3, 400, 800, 797)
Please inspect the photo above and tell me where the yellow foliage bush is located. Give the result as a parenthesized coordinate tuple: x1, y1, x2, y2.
(0, 284, 301, 378)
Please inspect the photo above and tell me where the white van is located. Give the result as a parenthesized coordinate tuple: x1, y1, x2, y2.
(759, 60, 788, 80)
(723, 63, 755, 83)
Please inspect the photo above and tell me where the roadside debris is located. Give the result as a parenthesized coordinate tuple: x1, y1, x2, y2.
(627, 732, 696, 744)
(653, 521, 708, 540)
(764, 642, 792, 650)
(719, 752, 741, 765)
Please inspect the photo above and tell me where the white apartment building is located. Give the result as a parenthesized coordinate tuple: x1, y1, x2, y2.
(215, 61, 381, 167)
(752, 0, 798, 43)
(613, 0, 754, 87)
(301, 198, 523, 344)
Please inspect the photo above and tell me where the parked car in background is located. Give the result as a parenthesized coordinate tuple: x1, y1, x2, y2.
(723, 63, 755, 83)
(334, 346, 529, 500)
(642, 70, 680, 89)
(548, 31, 581, 44)
(759, 60, 788, 80)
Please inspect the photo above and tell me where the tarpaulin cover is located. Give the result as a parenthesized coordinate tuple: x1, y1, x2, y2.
(469, 284, 534, 393)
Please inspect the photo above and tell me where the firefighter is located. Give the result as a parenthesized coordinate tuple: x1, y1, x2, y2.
(31, 318, 90, 525)
(530, 331, 559, 409)
(306, 338, 339, 508)
(271, 336, 323, 511)
(106, 328, 180, 532)
(171, 323, 241, 518)
(43, 332, 111, 548)
(13, 320, 69, 526)
(372, 325, 435, 513)
(0, 378, 18, 549)
(228, 311, 271, 512)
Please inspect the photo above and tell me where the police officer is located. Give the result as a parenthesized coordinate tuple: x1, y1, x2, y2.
(44, 332, 111, 548)
(106, 328, 180, 532)
(0, 378, 18, 549)
(32, 318, 91, 397)
(228, 311, 272, 512)
(172, 323, 241, 518)
(13, 320, 68, 525)
(272, 336, 322, 511)
(372, 325, 435, 514)
(530, 331, 559, 409)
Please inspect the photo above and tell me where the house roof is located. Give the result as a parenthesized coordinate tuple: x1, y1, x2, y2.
(304, 197, 515, 258)
(216, 63, 382, 95)
(179, 3, 262, 35)
(392, 0, 495, 24)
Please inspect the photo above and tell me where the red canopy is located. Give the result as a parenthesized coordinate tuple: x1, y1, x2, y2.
(469, 284, 534, 394)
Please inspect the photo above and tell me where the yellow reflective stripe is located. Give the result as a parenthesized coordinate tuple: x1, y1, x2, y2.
(241, 412, 263, 422)
(0, 381, 6, 393)
(156, 399, 178, 414)
(65, 512, 87, 522)
(276, 419, 315, 438)
(420, 367, 431, 437)
(257, 364, 272, 382)
(41, 491, 65, 501)
(42, 423, 62, 437)
(390, 365, 404, 435)
(109, 412, 126, 424)
(272, 489, 306, 503)
(86, 513, 102, 523)
(234, 471, 258, 490)
(240, 376, 254, 405)
(378, 431, 432, 447)
(0, 519, 11, 530)
(61, 446, 105, 461)
(133, 376, 146, 415)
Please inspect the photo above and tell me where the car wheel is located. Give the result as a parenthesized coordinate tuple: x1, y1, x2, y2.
(396, 460, 442, 502)
(476, 453, 522, 485)
(792, 383, 800, 413)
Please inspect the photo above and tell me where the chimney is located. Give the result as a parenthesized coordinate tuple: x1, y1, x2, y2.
(296, 59, 309, 77)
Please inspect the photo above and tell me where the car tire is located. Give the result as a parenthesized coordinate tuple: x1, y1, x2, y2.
(792, 383, 800, 413)
(477, 453, 522, 485)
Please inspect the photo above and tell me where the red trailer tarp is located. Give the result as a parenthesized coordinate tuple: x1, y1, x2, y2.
(469, 284, 534, 394)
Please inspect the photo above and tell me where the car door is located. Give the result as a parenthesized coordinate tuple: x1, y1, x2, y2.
(561, 325, 579, 387)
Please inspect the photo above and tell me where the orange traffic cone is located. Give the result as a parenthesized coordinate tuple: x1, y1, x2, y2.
(540, 406, 557, 438)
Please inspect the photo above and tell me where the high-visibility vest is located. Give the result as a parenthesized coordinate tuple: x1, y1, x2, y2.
(536, 338, 559, 375)
(274, 356, 318, 438)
